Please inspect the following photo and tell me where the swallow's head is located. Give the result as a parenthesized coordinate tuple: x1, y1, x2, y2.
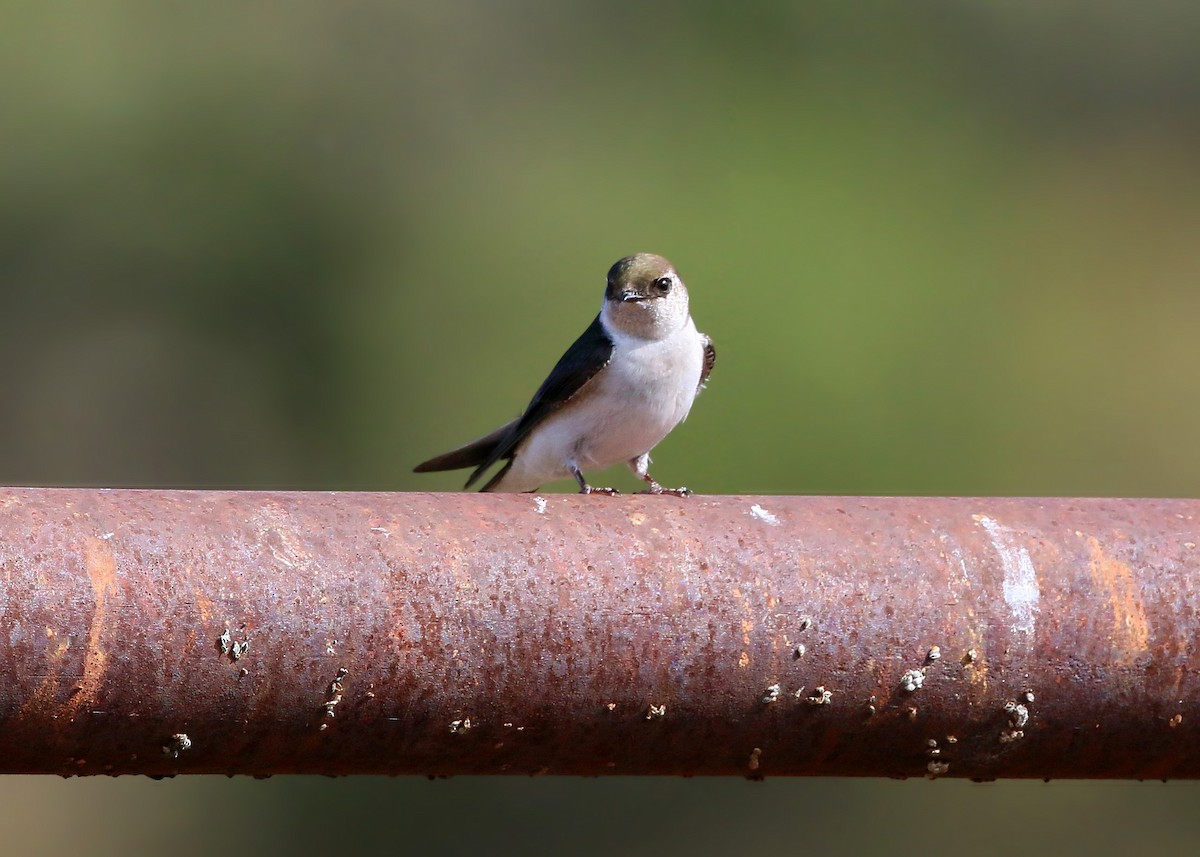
(603, 253, 691, 339)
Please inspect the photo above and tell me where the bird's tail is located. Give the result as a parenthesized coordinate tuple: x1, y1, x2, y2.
(413, 419, 519, 474)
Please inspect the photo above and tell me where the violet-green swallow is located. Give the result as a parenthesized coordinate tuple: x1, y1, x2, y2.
(414, 253, 715, 495)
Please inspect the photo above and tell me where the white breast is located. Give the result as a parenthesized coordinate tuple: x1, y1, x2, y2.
(579, 317, 704, 464)
(501, 317, 705, 490)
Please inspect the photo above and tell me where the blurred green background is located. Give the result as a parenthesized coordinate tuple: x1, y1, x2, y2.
(3, 2, 1200, 854)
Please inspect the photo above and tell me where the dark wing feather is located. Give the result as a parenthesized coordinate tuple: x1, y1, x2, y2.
(477, 458, 515, 493)
(413, 418, 520, 473)
(464, 314, 614, 489)
(698, 334, 716, 392)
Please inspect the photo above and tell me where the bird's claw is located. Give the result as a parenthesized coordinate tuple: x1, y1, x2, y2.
(580, 486, 621, 496)
(637, 482, 691, 497)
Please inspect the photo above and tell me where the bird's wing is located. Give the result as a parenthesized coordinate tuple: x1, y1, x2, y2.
(698, 334, 716, 392)
(465, 314, 615, 488)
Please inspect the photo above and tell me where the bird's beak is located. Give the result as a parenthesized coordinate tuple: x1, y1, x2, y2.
(620, 292, 648, 302)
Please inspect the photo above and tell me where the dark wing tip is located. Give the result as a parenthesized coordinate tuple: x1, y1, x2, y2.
(474, 459, 513, 492)
(413, 448, 477, 473)
(413, 419, 521, 475)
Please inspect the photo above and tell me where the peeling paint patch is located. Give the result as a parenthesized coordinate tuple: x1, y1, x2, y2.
(976, 515, 1039, 636)
(749, 504, 779, 526)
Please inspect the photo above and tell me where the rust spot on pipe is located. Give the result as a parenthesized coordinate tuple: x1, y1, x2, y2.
(1085, 536, 1150, 666)
(78, 536, 119, 714)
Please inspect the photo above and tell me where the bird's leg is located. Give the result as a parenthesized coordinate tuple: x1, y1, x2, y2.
(571, 464, 619, 496)
(628, 454, 691, 497)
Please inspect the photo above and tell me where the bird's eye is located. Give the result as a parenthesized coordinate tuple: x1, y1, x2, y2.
(653, 276, 673, 292)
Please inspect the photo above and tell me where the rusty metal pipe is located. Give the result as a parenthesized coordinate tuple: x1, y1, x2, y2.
(0, 488, 1197, 779)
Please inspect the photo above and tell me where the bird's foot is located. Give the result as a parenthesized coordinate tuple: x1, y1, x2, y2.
(636, 481, 691, 497)
(571, 465, 619, 495)
(580, 485, 621, 496)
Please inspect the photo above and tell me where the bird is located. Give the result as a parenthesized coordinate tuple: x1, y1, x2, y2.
(414, 253, 715, 495)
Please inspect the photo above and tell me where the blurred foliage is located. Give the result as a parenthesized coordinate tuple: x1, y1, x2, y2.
(2, 2, 1199, 855)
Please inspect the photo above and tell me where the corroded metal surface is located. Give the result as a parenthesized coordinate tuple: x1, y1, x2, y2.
(0, 488, 1197, 778)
